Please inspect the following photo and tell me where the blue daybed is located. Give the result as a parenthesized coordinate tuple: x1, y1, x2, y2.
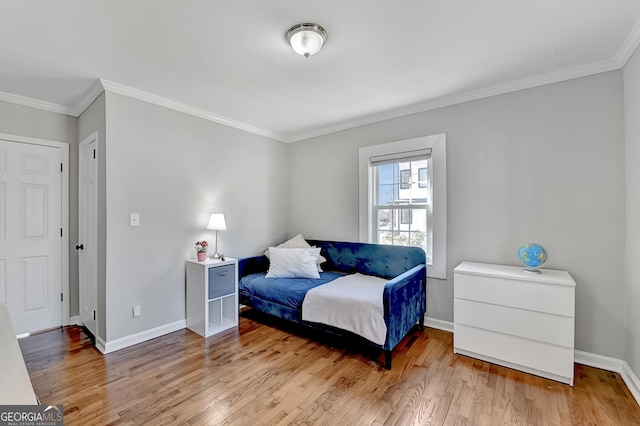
(238, 239, 427, 369)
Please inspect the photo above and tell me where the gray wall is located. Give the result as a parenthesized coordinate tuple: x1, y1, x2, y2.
(0, 100, 79, 317)
(289, 71, 627, 359)
(0, 100, 77, 143)
(0, 67, 634, 364)
(102, 92, 289, 341)
(624, 48, 640, 377)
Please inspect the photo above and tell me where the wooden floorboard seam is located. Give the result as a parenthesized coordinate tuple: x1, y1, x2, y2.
(18, 312, 640, 425)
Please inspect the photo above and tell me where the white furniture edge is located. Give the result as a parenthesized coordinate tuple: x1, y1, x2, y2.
(0, 304, 37, 404)
(426, 315, 640, 405)
(455, 347, 572, 385)
(453, 261, 576, 287)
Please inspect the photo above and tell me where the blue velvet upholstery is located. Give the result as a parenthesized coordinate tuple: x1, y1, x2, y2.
(306, 240, 426, 279)
(238, 240, 426, 368)
(239, 271, 345, 309)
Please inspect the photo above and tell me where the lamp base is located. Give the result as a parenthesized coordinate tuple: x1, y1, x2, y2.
(212, 252, 222, 260)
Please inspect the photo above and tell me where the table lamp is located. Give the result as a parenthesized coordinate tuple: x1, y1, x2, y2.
(206, 213, 226, 259)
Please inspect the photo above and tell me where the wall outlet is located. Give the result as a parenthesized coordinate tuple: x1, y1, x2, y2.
(130, 213, 140, 227)
(133, 305, 141, 317)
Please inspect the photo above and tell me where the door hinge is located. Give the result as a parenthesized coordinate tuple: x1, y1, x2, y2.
(60, 163, 63, 172)
(93, 310, 96, 321)
(60, 228, 63, 237)
(93, 149, 96, 159)
(61, 293, 63, 302)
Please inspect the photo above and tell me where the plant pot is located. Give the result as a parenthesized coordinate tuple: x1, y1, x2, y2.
(197, 252, 207, 261)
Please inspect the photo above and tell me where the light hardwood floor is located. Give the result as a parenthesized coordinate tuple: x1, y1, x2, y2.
(19, 310, 640, 425)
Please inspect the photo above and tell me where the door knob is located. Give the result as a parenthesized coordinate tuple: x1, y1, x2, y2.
(75, 244, 84, 250)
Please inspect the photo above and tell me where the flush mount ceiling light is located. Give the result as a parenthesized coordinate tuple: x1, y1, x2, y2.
(286, 23, 327, 58)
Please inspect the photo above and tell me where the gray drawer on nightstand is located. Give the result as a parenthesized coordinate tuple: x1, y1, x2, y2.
(208, 264, 235, 299)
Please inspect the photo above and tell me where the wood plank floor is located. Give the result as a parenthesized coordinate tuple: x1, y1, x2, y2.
(19, 310, 640, 425)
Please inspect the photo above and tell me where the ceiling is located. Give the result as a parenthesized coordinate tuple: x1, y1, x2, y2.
(1, 1, 640, 143)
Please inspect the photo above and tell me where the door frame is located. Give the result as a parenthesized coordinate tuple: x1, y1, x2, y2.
(0, 132, 69, 328)
(78, 131, 98, 340)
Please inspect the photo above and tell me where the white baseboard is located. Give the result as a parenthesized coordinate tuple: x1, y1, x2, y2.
(575, 350, 640, 406)
(622, 362, 640, 406)
(68, 315, 81, 326)
(102, 320, 186, 354)
(96, 336, 106, 354)
(428, 317, 640, 406)
(425, 315, 454, 333)
(574, 350, 625, 372)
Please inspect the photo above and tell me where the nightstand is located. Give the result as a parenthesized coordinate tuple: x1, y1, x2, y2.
(186, 257, 238, 338)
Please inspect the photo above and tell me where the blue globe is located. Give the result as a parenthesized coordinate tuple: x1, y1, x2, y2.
(518, 243, 547, 269)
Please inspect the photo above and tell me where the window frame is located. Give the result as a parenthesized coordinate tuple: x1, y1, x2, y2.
(400, 208, 412, 225)
(400, 169, 411, 190)
(359, 134, 447, 280)
(418, 167, 428, 188)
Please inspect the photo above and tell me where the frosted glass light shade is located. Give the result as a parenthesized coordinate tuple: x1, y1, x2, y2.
(206, 213, 227, 231)
(287, 23, 327, 58)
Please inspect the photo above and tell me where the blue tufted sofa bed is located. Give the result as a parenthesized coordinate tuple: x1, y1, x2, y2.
(238, 239, 427, 369)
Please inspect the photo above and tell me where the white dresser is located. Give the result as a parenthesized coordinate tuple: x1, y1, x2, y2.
(453, 261, 576, 385)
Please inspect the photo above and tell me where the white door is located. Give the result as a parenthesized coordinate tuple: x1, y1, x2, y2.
(78, 133, 98, 339)
(0, 139, 62, 335)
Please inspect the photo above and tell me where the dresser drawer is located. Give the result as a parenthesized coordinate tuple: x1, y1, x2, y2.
(454, 273, 574, 316)
(454, 298, 574, 347)
(208, 264, 236, 299)
(454, 324, 574, 380)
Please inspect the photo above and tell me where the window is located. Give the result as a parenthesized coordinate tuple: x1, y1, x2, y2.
(400, 209, 412, 225)
(359, 134, 447, 279)
(400, 169, 411, 189)
(372, 155, 431, 256)
(418, 168, 428, 188)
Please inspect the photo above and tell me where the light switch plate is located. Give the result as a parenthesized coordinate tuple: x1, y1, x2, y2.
(130, 213, 140, 227)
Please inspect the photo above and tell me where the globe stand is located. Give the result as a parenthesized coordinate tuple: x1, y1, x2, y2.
(518, 243, 547, 275)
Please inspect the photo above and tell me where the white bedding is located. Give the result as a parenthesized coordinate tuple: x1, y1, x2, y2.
(301, 273, 388, 345)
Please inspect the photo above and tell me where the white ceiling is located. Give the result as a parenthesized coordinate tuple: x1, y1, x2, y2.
(1, 1, 640, 143)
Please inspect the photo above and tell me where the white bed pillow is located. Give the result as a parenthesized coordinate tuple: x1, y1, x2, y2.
(265, 247, 321, 279)
(264, 233, 327, 271)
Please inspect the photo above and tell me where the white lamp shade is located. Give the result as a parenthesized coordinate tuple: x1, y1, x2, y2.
(206, 213, 227, 231)
(287, 24, 327, 58)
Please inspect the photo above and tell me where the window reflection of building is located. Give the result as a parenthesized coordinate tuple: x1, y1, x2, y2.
(374, 157, 431, 258)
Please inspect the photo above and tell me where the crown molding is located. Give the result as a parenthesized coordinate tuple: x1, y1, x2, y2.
(98, 79, 286, 142)
(287, 58, 620, 143)
(616, 16, 640, 67)
(0, 89, 75, 116)
(71, 79, 105, 116)
(3, 26, 639, 145)
(0, 79, 105, 118)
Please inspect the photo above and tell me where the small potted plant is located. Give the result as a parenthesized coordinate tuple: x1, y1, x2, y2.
(195, 241, 209, 261)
